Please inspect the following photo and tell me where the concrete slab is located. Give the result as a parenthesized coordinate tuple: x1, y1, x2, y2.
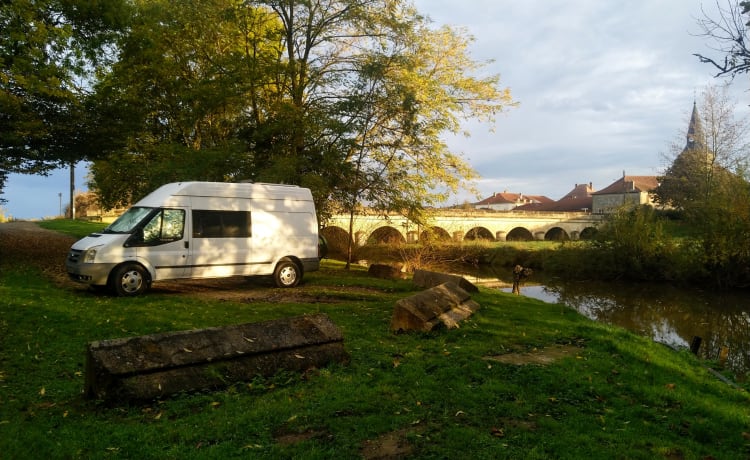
(390, 282, 480, 332)
(85, 314, 348, 402)
(412, 269, 478, 293)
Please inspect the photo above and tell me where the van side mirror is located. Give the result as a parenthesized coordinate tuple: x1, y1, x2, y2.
(124, 228, 144, 248)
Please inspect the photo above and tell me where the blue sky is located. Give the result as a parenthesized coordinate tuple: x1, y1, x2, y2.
(2, 0, 746, 219)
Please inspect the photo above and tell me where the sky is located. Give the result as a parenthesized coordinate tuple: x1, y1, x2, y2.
(1, 0, 747, 219)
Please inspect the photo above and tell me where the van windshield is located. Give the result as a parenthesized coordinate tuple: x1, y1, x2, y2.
(104, 207, 156, 233)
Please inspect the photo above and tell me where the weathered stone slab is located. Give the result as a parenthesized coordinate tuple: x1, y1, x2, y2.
(390, 282, 480, 332)
(85, 314, 348, 402)
(368, 263, 406, 280)
(412, 269, 478, 293)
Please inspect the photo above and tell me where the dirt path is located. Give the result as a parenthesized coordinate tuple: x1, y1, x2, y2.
(0, 221, 77, 285)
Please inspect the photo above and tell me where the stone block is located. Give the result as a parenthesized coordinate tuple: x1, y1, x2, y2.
(412, 269, 478, 293)
(368, 263, 406, 280)
(85, 314, 348, 402)
(390, 282, 480, 332)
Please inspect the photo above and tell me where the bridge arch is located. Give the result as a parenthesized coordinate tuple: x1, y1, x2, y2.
(420, 226, 452, 242)
(465, 227, 494, 241)
(320, 226, 353, 257)
(544, 227, 570, 241)
(506, 227, 533, 241)
(368, 226, 406, 244)
(580, 227, 597, 240)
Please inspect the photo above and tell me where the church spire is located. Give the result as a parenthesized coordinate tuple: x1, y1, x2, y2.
(686, 100, 704, 150)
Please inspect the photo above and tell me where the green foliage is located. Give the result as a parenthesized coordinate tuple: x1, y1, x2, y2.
(590, 205, 673, 278)
(653, 85, 750, 288)
(534, 206, 713, 284)
(0, 0, 131, 196)
(86, 0, 270, 207)
(689, 177, 750, 288)
(83, 0, 515, 221)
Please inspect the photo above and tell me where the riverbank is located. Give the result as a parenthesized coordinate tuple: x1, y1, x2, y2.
(1, 220, 749, 458)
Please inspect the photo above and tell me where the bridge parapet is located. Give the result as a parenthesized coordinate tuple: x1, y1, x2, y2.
(322, 211, 603, 245)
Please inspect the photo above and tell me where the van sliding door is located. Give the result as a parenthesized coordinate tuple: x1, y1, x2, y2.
(190, 210, 253, 278)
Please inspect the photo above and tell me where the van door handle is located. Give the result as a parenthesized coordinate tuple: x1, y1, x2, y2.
(184, 241, 189, 249)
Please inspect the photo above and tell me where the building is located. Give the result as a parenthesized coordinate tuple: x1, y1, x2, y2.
(516, 182, 595, 212)
(473, 191, 553, 211)
(591, 174, 659, 214)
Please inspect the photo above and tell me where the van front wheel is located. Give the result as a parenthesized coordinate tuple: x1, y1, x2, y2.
(273, 259, 301, 288)
(111, 263, 150, 296)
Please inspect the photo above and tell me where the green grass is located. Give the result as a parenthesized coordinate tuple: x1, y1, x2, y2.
(37, 219, 108, 238)
(1, 221, 749, 459)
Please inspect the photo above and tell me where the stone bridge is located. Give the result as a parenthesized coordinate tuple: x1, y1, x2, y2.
(321, 210, 604, 246)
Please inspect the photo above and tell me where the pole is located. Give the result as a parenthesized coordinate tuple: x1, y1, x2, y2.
(69, 162, 76, 220)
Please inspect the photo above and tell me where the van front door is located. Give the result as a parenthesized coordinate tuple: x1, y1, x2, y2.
(133, 208, 190, 280)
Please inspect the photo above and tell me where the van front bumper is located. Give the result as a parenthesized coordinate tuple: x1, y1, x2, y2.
(66, 261, 116, 286)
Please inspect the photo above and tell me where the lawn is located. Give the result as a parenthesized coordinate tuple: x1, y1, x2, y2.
(0, 220, 748, 459)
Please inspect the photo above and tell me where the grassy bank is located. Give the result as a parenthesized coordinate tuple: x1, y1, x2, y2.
(1, 221, 749, 459)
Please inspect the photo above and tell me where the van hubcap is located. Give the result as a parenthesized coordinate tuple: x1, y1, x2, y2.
(279, 266, 297, 285)
(120, 270, 143, 293)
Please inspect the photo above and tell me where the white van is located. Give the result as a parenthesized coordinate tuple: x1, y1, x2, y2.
(66, 181, 321, 296)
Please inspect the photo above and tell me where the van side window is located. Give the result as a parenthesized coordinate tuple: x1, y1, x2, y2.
(193, 210, 252, 238)
(142, 208, 185, 244)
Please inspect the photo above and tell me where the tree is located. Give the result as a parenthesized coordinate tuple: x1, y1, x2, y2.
(590, 204, 673, 280)
(654, 84, 749, 214)
(243, 1, 514, 258)
(89, 0, 516, 229)
(88, 0, 277, 209)
(655, 83, 750, 288)
(0, 0, 130, 199)
(697, 172, 750, 288)
(694, 1, 750, 78)
(330, 12, 514, 264)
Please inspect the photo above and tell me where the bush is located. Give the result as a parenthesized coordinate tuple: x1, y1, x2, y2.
(540, 206, 705, 284)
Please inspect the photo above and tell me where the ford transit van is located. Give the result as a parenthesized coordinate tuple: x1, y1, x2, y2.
(66, 181, 320, 296)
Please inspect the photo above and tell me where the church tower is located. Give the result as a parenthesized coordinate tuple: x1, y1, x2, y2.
(685, 100, 704, 151)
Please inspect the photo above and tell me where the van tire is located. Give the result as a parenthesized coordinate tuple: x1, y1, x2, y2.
(110, 263, 150, 296)
(273, 259, 301, 288)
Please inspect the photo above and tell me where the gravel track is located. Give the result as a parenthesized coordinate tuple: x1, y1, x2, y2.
(0, 221, 77, 285)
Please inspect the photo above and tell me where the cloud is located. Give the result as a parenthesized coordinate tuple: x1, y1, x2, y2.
(416, 0, 746, 205)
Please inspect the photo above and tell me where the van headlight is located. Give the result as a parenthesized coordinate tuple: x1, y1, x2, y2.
(83, 247, 100, 263)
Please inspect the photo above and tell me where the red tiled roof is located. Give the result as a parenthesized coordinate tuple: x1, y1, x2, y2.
(516, 183, 594, 211)
(475, 192, 553, 206)
(592, 176, 658, 195)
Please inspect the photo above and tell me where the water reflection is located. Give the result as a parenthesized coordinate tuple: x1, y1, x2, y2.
(500, 280, 750, 374)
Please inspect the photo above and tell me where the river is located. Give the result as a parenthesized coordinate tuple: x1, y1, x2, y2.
(457, 269, 750, 375)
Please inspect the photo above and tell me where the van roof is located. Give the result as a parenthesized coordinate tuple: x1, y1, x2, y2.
(135, 182, 313, 207)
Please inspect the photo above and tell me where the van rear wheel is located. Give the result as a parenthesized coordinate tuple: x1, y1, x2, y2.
(273, 259, 301, 288)
(110, 263, 150, 296)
